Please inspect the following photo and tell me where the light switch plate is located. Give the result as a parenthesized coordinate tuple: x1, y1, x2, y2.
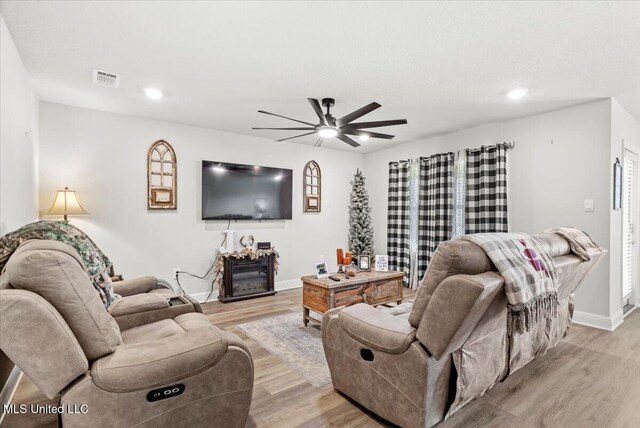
(584, 199, 594, 212)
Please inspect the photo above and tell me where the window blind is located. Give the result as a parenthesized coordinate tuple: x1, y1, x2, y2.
(622, 156, 636, 299)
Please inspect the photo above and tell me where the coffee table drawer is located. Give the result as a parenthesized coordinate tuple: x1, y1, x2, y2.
(334, 287, 367, 308)
(365, 279, 403, 304)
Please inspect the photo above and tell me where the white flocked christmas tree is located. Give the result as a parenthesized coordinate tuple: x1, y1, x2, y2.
(348, 168, 374, 258)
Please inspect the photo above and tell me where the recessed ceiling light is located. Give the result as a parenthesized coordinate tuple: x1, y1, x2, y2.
(358, 134, 370, 142)
(318, 127, 338, 138)
(507, 88, 528, 100)
(144, 88, 163, 100)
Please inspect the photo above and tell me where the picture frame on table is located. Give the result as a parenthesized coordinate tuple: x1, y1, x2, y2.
(374, 254, 389, 272)
(357, 255, 371, 272)
(314, 261, 329, 279)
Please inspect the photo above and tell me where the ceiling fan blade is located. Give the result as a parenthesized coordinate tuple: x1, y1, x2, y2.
(343, 130, 395, 140)
(258, 110, 316, 126)
(336, 133, 361, 148)
(307, 98, 328, 126)
(276, 131, 317, 142)
(337, 102, 381, 126)
(252, 127, 315, 130)
(342, 119, 408, 130)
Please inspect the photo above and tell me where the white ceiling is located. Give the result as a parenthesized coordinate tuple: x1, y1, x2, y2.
(2, 1, 639, 153)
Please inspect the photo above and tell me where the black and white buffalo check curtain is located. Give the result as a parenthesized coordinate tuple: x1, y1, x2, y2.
(387, 161, 411, 285)
(417, 153, 455, 281)
(465, 145, 508, 233)
(387, 144, 509, 287)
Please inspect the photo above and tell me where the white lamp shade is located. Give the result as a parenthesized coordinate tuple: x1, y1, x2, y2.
(47, 187, 88, 218)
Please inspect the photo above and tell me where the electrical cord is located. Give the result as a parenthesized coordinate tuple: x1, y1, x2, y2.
(175, 276, 186, 295)
(176, 265, 215, 279)
(175, 219, 232, 303)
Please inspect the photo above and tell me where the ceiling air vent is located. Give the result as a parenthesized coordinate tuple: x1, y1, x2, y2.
(92, 69, 120, 88)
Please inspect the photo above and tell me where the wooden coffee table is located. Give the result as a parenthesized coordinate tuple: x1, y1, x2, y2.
(301, 270, 404, 326)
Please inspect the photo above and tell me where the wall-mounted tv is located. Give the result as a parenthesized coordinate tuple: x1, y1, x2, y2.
(202, 160, 293, 220)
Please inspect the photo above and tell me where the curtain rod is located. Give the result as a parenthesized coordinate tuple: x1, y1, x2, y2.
(466, 141, 515, 153)
(389, 141, 515, 166)
(389, 159, 412, 165)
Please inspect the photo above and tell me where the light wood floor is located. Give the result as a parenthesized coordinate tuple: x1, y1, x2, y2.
(4, 288, 640, 427)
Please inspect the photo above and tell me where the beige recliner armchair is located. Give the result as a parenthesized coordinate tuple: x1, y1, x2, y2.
(0, 239, 203, 331)
(322, 232, 605, 428)
(0, 240, 253, 428)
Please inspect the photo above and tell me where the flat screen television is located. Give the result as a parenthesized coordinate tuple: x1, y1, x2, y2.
(202, 160, 293, 220)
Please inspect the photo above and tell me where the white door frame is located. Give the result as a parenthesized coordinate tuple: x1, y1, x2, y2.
(622, 142, 640, 309)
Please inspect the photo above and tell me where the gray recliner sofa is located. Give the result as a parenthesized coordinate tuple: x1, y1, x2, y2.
(0, 240, 253, 427)
(322, 232, 606, 428)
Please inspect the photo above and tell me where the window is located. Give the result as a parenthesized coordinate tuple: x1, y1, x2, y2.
(452, 150, 467, 238)
(622, 150, 638, 305)
(303, 160, 321, 212)
(147, 140, 177, 209)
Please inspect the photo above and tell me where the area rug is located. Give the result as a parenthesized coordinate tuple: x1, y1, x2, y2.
(236, 311, 331, 387)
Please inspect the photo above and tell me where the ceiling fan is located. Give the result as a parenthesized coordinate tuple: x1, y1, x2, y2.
(252, 98, 408, 148)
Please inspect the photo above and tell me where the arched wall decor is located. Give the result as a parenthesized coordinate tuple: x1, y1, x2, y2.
(303, 160, 321, 212)
(147, 140, 177, 209)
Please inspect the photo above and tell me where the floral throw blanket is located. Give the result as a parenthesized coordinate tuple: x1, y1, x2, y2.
(0, 221, 117, 309)
(458, 232, 559, 335)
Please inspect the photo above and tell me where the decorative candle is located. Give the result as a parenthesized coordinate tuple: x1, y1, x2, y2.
(336, 248, 344, 265)
(344, 252, 352, 265)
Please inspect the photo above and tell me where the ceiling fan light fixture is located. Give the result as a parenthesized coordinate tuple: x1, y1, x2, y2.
(254, 98, 407, 148)
(318, 127, 338, 138)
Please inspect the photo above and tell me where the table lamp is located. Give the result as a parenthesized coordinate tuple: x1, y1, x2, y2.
(46, 187, 88, 222)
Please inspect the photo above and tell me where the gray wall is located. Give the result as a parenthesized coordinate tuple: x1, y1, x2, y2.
(363, 99, 612, 318)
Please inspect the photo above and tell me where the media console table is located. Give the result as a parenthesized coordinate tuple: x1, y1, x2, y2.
(301, 270, 404, 326)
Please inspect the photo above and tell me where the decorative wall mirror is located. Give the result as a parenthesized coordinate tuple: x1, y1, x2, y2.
(147, 140, 177, 209)
(303, 160, 321, 212)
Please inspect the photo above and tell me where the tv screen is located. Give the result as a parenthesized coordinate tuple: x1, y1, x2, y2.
(202, 160, 293, 220)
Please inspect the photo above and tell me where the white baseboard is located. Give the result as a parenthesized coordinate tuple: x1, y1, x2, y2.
(573, 310, 624, 331)
(611, 310, 624, 330)
(275, 278, 303, 291)
(188, 279, 302, 303)
(189, 290, 218, 304)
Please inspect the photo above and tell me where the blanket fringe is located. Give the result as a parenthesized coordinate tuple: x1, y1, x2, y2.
(507, 291, 559, 336)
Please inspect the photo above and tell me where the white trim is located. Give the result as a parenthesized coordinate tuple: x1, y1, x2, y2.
(611, 310, 625, 330)
(573, 310, 624, 331)
(188, 279, 302, 303)
(188, 290, 218, 304)
(0, 367, 22, 426)
(274, 278, 303, 291)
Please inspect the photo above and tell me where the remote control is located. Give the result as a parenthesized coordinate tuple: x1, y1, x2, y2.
(328, 275, 341, 281)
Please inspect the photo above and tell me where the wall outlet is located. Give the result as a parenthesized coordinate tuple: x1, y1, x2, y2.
(173, 268, 181, 278)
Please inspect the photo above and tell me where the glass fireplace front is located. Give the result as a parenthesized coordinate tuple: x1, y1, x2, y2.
(220, 254, 276, 302)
